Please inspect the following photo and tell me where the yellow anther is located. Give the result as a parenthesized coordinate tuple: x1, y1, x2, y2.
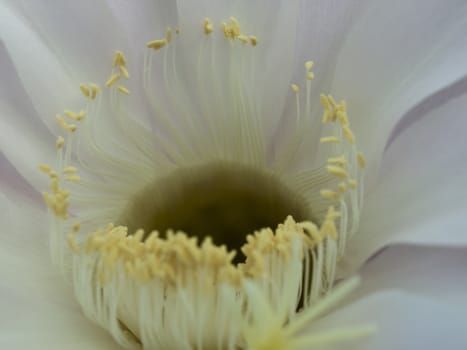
(56, 115, 77, 132)
(112, 51, 127, 68)
(117, 85, 130, 95)
(348, 179, 358, 189)
(357, 152, 366, 168)
(38, 164, 52, 174)
(203, 18, 214, 34)
(105, 73, 121, 87)
(320, 136, 340, 143)
(230, 17, 241, 37)
(72, 222, 81, 232)
(80, 84, 90, 98)
(328, 95, 338, 109)
(326, 165, 349, 179)
(222, 22, 233, 39)
(48, 171, 58, 179)
(67, 233, 80, 254)
(56, 136, 65, 149)
(320, 189, 339, 201)
(249, 35, 258, 46)
(147, 39, 167, 50)
(238, 34, 249, 45)
(305, 60, 314, 71)
(63, 166, 78, 174)
(63, 110, 85, 121)
(306, 72, 314, 80)
(338, 182, 347, 193)
(65, 175, 81, 182)
(336, 111, 349, 126)
(89, 83, 100, 99)
(166, 27, 172, 43)
(320, 94, 332, 124)
(343, 125, 355, 144)
(328, 156, 347, 166)
(119, 65, 130, 79)
(290, 84, 300, 93)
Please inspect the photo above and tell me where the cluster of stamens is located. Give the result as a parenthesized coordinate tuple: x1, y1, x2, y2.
(36, 16, 370, 350)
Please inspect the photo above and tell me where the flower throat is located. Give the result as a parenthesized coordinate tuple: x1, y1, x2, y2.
(120, 162, 310, 263)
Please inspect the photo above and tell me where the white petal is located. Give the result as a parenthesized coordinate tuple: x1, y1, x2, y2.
(312, 291, 467, 350)
(348, 245, 467, 306)
(0, 192, 119, 349)
(331, 0, 467, 182)
(0, 42, 56, 191)
(339, 85, 467, 275)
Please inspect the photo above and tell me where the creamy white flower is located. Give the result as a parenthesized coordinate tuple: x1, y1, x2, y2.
(1, 0, 467, 349)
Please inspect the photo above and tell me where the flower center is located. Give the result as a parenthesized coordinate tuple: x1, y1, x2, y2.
(120, 162, 310, 263)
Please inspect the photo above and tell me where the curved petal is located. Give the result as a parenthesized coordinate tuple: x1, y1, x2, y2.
(331, 0, 467, 183)
(0, 41, 56, 191)
(339, 81, 467, 276)
(349, 245, 467, 306)
(312, 291, 467, 350)
(0, 192, 119, 349)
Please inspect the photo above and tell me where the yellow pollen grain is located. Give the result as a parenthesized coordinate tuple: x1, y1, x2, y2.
(38, 164, 52, 174)
(238, 34, 249, 45)
(63, 166, 78, 174)
(89, 83, 100, 99)
(343, 125, 355, 144)
(65, 175, 81, 182)
(291, 84, 300, 93)
(203, 18, 214, 34)
(328, 156, 347, 166)
(249, 35, 258, 46)
(320, 189, 339, 201)
(112, 51, 127, 68)
(147, 39, 167, 50)
(80, 84, 90, 97)
(326, 165, 349, 179)
(56, 136, 65, 149)
(117, 85, 130, 95)
(357, 152, 366, 168)
(119, 65, 130, 79)
(320, 136, 340, 143)
(105, 73, 121, 87)
(56, 114, 77, 132)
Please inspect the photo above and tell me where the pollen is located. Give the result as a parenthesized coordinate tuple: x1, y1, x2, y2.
(147, 39, 167, 50)
(203, 18, 214, 34)
(105, 73, 121, 87)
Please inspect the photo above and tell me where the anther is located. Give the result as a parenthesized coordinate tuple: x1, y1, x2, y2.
(320, 190, 339, 201)
(291, 84, 300, 93)
(320, 136, 340, 143)
(117, 86, 130, 95)
(38, 164, 52, 174)
(105, 73, 121, 87)
(326, 165, 349, 179)
(147, 39, 167, 50)
(80, 84, 90, 98)
(56, 136, 65, 149)
(203, 18, 214, 34)
(249, 36, 258, 46)
(120, 65, 130, 79)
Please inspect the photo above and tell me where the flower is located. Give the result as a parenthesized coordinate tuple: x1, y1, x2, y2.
(1, 0, 467, 349)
